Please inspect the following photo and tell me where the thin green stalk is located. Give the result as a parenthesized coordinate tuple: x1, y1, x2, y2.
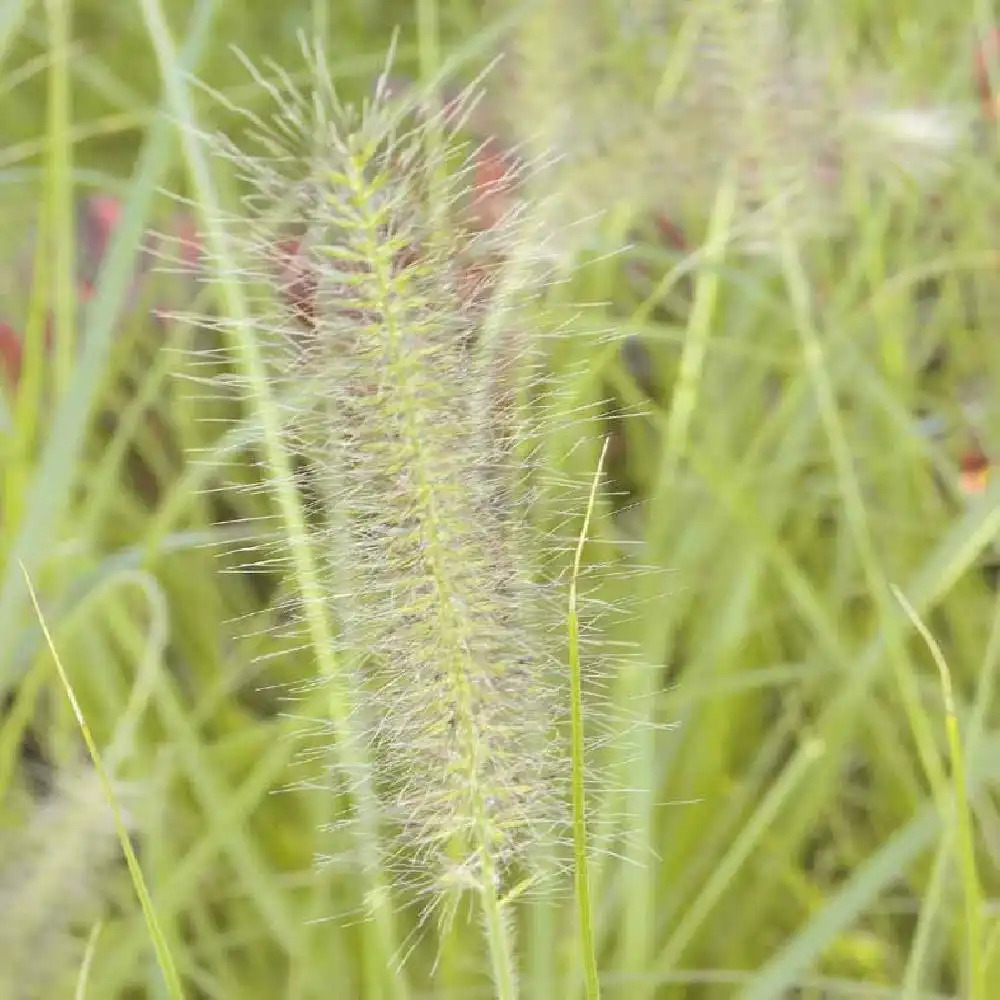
(901, 835, 952, 998)
(893, 586, 984, 1000)
(21, 564, 184, 1000)
(568, 436, 609, 1000)
(73, 923, 103, 1000)
(480, 858, 518, 1000)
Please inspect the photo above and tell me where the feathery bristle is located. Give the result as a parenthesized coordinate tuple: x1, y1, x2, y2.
(172, 36, 634, 916)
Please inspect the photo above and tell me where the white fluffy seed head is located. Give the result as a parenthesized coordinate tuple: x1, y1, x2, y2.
(174, 37, 640, 909)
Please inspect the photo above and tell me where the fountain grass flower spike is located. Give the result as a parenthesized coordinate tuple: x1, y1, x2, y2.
(179, 38, 620, 994)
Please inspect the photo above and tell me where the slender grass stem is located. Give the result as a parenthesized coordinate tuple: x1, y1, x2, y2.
(568, 435, 609, 1000)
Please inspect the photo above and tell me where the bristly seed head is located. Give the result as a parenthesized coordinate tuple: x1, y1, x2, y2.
(183, 36, 604, 910)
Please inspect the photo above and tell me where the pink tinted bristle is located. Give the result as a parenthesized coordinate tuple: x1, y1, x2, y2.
(0, 320, 23, 388)
(974, 27, 1000, 119)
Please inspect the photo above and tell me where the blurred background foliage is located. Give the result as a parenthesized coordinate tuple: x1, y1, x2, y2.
(3, 1, 1000, 998)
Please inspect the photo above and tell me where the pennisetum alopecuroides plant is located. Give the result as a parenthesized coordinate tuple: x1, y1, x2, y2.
(165, 32, 635, 1000)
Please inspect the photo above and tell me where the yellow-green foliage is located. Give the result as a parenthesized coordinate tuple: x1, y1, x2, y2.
(2, 1, 1000, 998)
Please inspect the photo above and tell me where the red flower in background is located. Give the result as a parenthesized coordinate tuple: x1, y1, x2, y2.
(0, 320, 23, 388)
(0, 195, 204, 393)
(974, 27, 1000, 121)
(960, 446, 991, 496)
(468, 138, 518, 233)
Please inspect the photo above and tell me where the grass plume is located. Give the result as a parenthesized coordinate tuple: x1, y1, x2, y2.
(169, 35, 629, 995)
